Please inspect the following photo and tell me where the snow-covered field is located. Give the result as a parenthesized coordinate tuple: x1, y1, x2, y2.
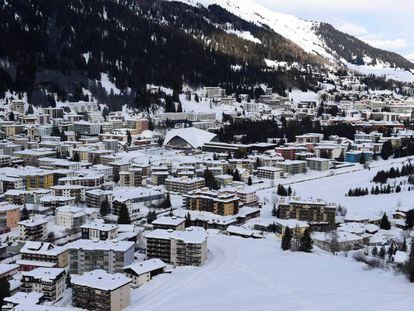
(292, 157, 414, 219)
(127, 233, 414, 311)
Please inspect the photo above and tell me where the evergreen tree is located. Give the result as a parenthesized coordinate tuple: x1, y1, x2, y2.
(100, 198, 110, 216)
(247, 177, 252, 186)
(127, 130, 132, 146)
(20, 205, 30, 221)
(328, 231, 339, 255)
(281, 227, 292, 251)
(51, 125, 60, 137)
(118, 204, 131, 224)
(379, 213, 391, 230)
(0, 277, 10, 307)
(271, 204, 278, 217)
(9, 111, 14, 121)
(176, 102, 183, 113)
(27, 104, 34, 114)
(372, 246, 378, 257)
(402, 237, 407, 252)
(203, 169, 219, 190)
(388, 243, 394, 261)
(146, 210, 157, 224)
(298, 228, 313, 253)
(379, 246, 386, 259)
(359, 152, 366, 165)
(380, 140, 393, 160)
(185, 212, 192, 227)
(163, 193, 172, 209)
(60, 129, 67, 142)
(72, 152, 80, 162)
(405, 240, 414, 282)
(287, 186, 292, 196)
(232, 169, 241, 182)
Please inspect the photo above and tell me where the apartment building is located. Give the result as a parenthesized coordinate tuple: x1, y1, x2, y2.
(204, 87, 225, 98)
(19, 218, 48, 241)
(0, 263, 19, 280)
(51, 185, 86, 203)
(21, 267, 66, 303)
(86, 189, 113, 209)
(55, 206, 86, 230)
(295, 133, 323, 145)
(123, 259, 166, 288)
(23, 170, 54, 190)
(275, 146, 298, 160)
(257, 166, 283, 179)
(165, 176, 205, 194)
(277, 160, 307, 175)
(18, 242, 68, 271)
(306, 157, 330, 171)
(0, 175, 24, 193)
(73, 121, 101, 136)
(112, 188, 164, 220)
(185, 188, 239, 216)
(40, 195, 76, 209)
(67, 239, 134, 275)
(152, 216, 185, 231)
(145, 227, 208, 266)
(151, 171, 169, 186)
(278, 197, 337, 230)
(13, 149, 56, 166)
(0, 204, 20, 230)
(71, 269, 131, 311)
(236, 188, 258, 206)
(81, 222, 118, 240)
(57, 173, 105, 188)
(119, 168, 143, 187)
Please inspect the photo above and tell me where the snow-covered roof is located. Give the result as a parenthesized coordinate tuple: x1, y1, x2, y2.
(66, 239, 134, 252)
(22, 267, 65, 281)
(123, 258, 166, 276)
(71, 269, 131, 291)
(0, 263, 18, 276)
(4, 292, 44, 305)
(145, 227, 207, 244)
(152, 216, 185, 226)
(163, 127, 217, 149)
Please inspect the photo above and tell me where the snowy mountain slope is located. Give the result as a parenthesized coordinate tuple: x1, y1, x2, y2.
(171, 0, 414, 82)
(171, 0, 335, 60)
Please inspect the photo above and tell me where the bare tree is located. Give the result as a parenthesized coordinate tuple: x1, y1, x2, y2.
(328, 230, 340, 255)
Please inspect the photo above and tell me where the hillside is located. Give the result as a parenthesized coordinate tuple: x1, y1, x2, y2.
(0, 0, 413, 110)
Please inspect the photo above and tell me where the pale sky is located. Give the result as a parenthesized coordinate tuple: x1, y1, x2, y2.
(256, 0, 414, 60)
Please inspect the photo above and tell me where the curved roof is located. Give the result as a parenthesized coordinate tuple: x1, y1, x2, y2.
(163, 127, 216, 149)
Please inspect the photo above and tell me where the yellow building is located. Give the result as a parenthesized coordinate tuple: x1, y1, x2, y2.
(24, 172, 54, 190)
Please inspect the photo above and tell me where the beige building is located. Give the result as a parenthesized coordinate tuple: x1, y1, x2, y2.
(21, 267, 66, 303)
(145, 227, 208, 266)
(72, 269, 131, 311)
(257, 166, 283, 179)
(19, 218, 48, 241)
(306, 157, 330, 171)
(123, 259, 166, 288)
(277, 160, 307, 175)
(185, 188, 239, 216)
(165, 176, 205, 194)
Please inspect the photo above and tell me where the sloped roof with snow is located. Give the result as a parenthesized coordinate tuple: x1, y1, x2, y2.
(163, 127, 216, 149)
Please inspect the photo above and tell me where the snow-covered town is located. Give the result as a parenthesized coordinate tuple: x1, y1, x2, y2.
(1, 0, 414, 310)
(0, 78, 413, 310)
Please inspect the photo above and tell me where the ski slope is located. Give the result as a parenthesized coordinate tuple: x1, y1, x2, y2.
(127, 233, 414, 311)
